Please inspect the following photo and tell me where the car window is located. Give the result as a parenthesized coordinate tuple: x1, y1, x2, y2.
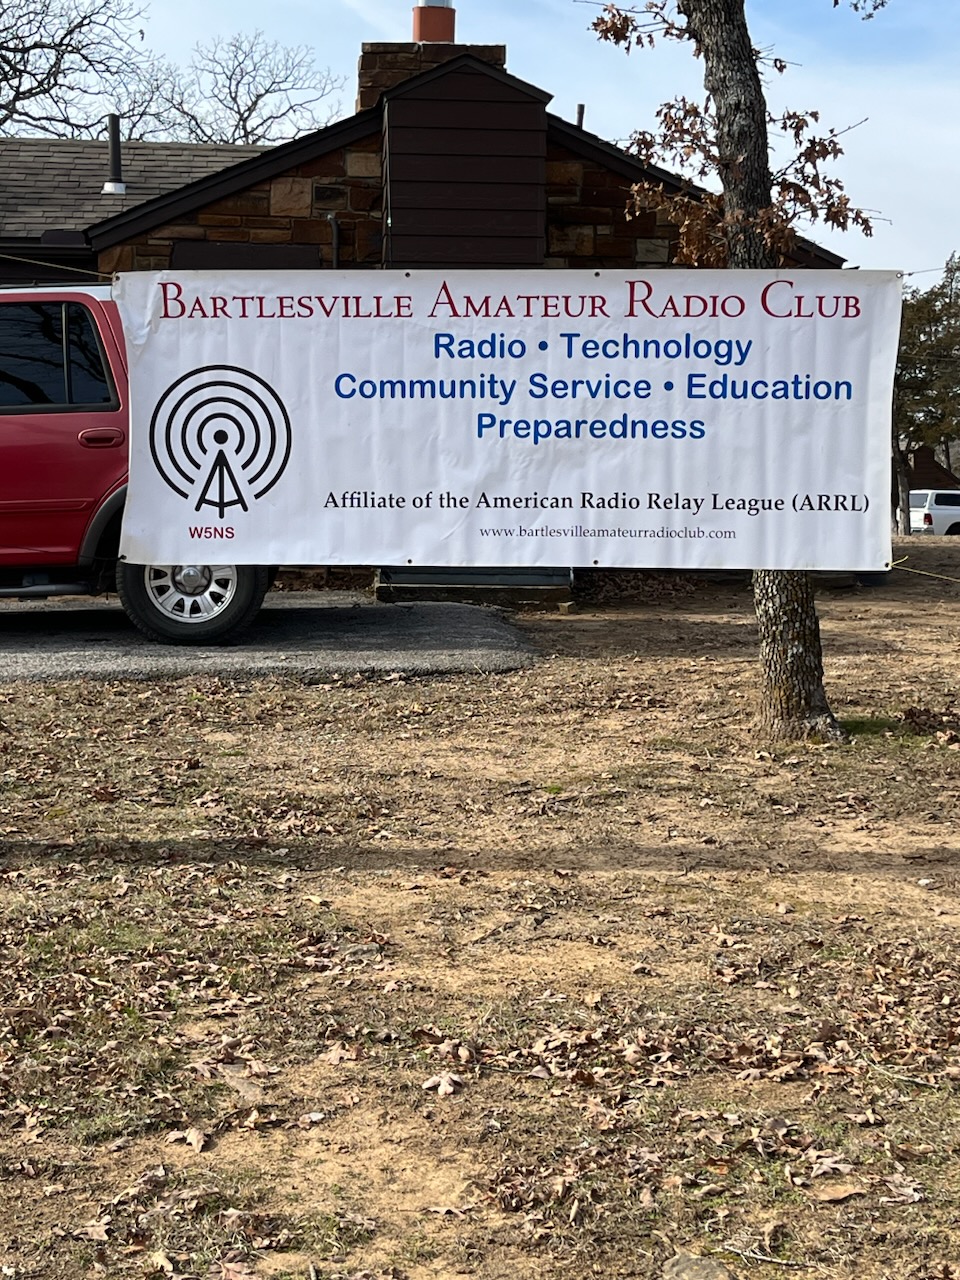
(0, 303, 65, 405)
(909, 493, 928, 508)
(0, 301, 114, 410)
(933, 492, 960, 507)
(66, 304, 113, 405)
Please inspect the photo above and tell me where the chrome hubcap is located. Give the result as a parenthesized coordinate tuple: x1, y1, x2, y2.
(144, 565, 238, 622)
(173, 564, 210, 594)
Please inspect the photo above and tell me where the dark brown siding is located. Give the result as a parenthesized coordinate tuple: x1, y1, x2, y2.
(383, 66, 546, 268)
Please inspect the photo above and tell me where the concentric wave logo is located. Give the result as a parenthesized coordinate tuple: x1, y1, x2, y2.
(149, 366, 292, 520)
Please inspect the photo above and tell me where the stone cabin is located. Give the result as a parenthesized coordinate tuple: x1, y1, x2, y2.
(0, 4, 843, 285)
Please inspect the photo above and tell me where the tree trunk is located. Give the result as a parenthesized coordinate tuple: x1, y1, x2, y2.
(752, 569, 837, 739)
(890, 387, 911, 534)
(894, 446, 912, 535)
(678, 0, 842, 741)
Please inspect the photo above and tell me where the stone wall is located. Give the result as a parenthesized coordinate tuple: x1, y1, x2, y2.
(97, 137, 680, 277)
(97, 136, 383, 275)
(544, 142, 674, 269)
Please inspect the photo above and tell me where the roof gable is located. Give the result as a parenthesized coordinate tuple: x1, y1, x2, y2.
(383, 52, 552, 105)
(383, 57, 549, 267)
(88, 55, 556, 251)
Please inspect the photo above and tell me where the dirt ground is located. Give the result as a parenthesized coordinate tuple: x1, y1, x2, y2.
(1, 538, 959, 1280)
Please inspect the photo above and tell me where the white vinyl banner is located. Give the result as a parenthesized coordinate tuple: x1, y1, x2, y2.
(115, 269, 902, 570)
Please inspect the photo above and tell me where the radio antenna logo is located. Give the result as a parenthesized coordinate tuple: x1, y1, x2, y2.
(149, 366, 292, 519)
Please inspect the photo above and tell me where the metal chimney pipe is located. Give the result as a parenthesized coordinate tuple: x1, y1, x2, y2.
(413, 1, 456, 43)
(102, 114, 127, 194)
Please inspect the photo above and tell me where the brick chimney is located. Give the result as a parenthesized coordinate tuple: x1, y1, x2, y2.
(413, 0, 455, 43)
(356, 2, 506, 111)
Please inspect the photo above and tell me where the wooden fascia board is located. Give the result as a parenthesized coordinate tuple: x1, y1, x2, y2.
(0, 237, 96, 259)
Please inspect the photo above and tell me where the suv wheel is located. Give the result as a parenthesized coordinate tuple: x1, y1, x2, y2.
(116, 562, 269, 644)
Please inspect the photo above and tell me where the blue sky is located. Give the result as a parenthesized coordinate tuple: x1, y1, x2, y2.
(143, 0, 959, 280)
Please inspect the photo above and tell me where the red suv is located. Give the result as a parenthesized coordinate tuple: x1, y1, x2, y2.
(0, 284, 269, 643)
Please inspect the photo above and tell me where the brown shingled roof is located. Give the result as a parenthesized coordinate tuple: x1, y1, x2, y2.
(0, 137, 264, 239)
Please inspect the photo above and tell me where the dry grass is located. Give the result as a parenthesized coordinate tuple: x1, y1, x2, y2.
(1, 540, 959, 1280)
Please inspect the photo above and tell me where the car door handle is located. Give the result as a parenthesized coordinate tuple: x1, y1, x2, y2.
(78, 428, 125, 448)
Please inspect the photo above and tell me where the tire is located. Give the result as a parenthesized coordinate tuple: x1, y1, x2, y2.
(116, 562, 269, 645)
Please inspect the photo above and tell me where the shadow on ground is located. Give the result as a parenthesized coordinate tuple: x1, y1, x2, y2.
(1, 836, 955, 879)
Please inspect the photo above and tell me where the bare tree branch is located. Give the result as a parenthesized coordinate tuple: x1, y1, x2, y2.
(0, 8, 344, 143)
(139, 31, 345, 144)
(0, 0, 147, 135)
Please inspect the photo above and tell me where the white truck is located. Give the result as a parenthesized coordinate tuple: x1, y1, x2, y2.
(909, 489, 960, 536)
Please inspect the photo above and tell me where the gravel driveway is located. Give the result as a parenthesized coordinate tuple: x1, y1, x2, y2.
(0, 591, 535, 681)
